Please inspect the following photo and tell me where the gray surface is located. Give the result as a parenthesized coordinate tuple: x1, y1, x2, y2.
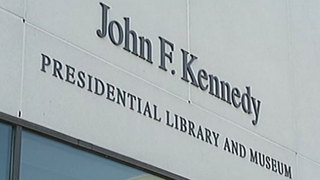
(189, 0, 295, 151)
(0, 8, 23, 117)
(25, 0, 189, 100)
(0, 0, 319, 179)
(0, 0, 24, 17)
(21, 24, 296, 180)
(290, 0, 320, 164)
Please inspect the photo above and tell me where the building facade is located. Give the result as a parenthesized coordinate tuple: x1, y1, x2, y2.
(0, 0, 320, 179)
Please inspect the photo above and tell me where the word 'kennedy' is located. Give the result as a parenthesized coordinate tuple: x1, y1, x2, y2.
(96, 2, 262, 125)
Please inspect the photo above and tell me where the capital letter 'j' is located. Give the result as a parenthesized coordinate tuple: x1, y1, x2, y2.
(96, 3, 110, 38)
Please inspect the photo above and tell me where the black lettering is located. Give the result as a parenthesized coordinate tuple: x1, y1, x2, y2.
(259, 153, 265, 166)
(181, 49, 198, 87)
(231, 140, 238, 155)
(266, 156, 271, 169)
(231, 87, 241, 108)
(108, 20, 124, 46)
(127, 93, 136, 110)
(208, 75, 220, 98)
(251, 97, 261, 125)
(139, 36, 153, 63)
(205, 128, 212, 145)
(196, 126, 204, 141)
(212, 131, 220, 147)
(123, 17, 138, 56)
(77, 71, 86, 88)
(116, 88, 126, 106)
(158, 36, 174, 71)
(224, 138, 231, 152)
(94, 78, 105, 96)
(284, 165, 292, 179)
(96, 3, 110, 38)
(271, 158, 277, 172)
(87, 74, 93, 92)
(249, 148, 258, 164)
(153, 104, 161, 121)
(188, 120, 196, 137)
(239, 144, 246, 158)
(220, 81, 231, 104)
(65, 64, 76, 84)
(52, 59, 63, 80)
(278, 161, 284, 175)
(106, 83, 115, 101)
(241, 86, 252, 114)
(41, 54, 51, 72)
(166, 110, 174, 127)
(180, 117, 187, 132)
(198, 69, 208, 90)
(143, 101, 152, 118)
(137, 97, 142, 114)
(174, 114, 179, 130)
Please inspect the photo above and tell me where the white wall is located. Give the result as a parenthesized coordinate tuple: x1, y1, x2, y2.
(0, 0, 319, 179)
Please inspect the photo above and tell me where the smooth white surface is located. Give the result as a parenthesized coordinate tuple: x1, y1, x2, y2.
(297, 156, 320, 180)
(189, 0, 295, 151)
(0, 0, 319, 179)
(0, 8, 23, 117)
(290, 0, 320, 163)
(21, 24, 296, 180)
(25, 0, 189, 100)
(0, 0, 24, 17)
